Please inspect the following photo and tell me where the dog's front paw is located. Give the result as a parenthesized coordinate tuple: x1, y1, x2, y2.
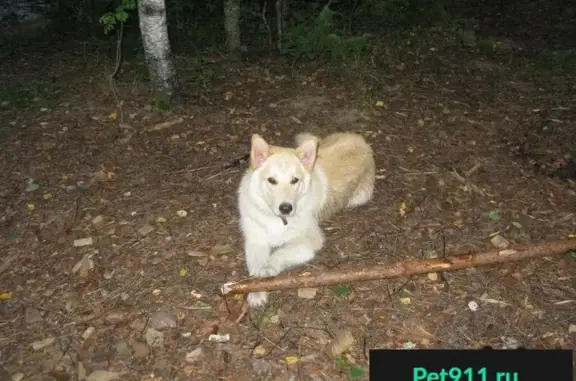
(247, 291, 268, 308)
(255, 264, 279, 278)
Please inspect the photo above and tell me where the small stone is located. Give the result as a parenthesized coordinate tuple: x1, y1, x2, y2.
(145, 328, 164, 348)
(24, 307, 43, 324)
(468, 300, 479, 311)
(185, 347, 203, 363)
(31, 337, 55, 350)
(569, 324, 576, 334)
(11, 373, 24, 381)
(427, 272, 438, 281)
(152, 289, 161, 296)
(130, 340, 149, 359)
(138, 224, 155, 236)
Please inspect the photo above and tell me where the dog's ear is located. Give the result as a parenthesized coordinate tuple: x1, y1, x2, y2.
(297, 137, 318, 171)
(250, 134, 270, 169)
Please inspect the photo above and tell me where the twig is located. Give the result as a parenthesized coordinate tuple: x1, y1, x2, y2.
(110, 21, 125, 124)
(450, 169, 490, 196)
(465, 162, 483, 177)
(275, 0, 285, 51)
(0, 253, 20, 275)
(261, 0, 273, 50)
(221, 239, 576, 294)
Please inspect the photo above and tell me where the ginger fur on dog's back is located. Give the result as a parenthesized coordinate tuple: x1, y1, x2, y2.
(237, 131, 375, 308)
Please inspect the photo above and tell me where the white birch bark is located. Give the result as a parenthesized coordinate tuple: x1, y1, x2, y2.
(223, 0, 241, 58)
(137, 0, 180, 104)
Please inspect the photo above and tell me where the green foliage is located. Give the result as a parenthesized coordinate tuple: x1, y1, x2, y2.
(533, 49, 576, 74)
(99, 0, 137, 35)
(148, 92, 171, 110)
(282, 3, 370, 62)
(331, 284, 352, 297)
(334, 355, 364, 379)
(352, 0, 450, 32)
(0, 83, 50, 109)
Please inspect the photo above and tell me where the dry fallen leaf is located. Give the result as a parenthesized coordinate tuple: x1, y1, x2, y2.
(73, 237, 93, 247)
(211, 244, 234, 255)
(86, 370, 121, 381)
(399, 297, 412, 305)
(253, 345, 266, 356)
(284, 356, 299, 365)
(208, 333, 230, 343)
(398, 201, 408, 216)
(328, 330, 354, 356)
(185, 347, 203, 363)
(91, 215, 105, 226)
(297, 287, 318, 299)
(0, 291, 12, 300)
(490, 233, 510, 249)
(138, 224, 155, 236)
(72, 254, 95, 278)
(82, 326, 96, 340)
(31, 337, 56, 350)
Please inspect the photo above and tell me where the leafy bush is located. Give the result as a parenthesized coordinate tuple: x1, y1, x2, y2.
(282, 3, 370, 62)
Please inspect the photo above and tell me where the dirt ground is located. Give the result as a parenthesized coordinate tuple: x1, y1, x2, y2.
(1, 29, 575, 381)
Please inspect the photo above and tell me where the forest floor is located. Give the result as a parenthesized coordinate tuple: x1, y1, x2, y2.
(0, 24, 575, 381)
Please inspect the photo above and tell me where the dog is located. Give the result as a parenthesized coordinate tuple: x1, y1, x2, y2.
(237, 132, 376, 308)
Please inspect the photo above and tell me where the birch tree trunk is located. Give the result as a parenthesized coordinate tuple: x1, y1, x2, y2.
(137, 0, 180, 106)
(223, 0, 241, 59)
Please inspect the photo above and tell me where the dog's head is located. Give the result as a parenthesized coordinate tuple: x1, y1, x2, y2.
(249, 134, 319, 220)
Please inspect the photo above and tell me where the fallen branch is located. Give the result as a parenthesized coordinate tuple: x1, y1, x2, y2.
(221, 239, 576, 295)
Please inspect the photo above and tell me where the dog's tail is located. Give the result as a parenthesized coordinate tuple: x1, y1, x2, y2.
(295, 132, 319, 147)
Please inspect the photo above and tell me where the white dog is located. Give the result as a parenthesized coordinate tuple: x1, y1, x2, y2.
(237, 132, 375, 308)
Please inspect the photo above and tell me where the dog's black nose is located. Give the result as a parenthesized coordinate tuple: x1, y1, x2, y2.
(279, 203, 293, 215)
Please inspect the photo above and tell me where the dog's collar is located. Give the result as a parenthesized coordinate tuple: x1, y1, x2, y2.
(280, 216, 288, 226)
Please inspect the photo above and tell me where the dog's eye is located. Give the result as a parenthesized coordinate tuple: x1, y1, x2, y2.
(290, 177, 299, 184)
(267, 177, 277, 185)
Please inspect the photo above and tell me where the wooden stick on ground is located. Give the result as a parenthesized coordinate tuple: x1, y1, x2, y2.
(221, 239, 576, 295)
